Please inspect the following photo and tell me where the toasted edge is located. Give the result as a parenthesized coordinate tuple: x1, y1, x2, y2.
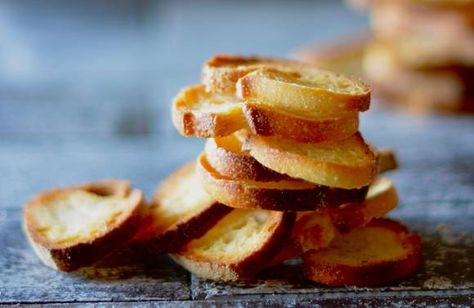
(171, 84, 247, 138)
(131, 162, 232, 255)
(23, 180, 146, 272)
(171, 210, 296, 281)
(303, 218, 422, 287)
(197, 153, 368, 211)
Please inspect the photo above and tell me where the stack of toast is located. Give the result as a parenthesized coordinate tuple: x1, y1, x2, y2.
(23, 55, 422, 286)
(358, 0, 474, 113)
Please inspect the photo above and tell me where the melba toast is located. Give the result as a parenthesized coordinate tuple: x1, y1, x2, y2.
(131, 162, 231, 254)
(171, 209, 295, 281)
(244, 132, 377, 189)
(23, 180, 145, 271)
(197, 153, 368, 211)
(303, 218, 422, 287)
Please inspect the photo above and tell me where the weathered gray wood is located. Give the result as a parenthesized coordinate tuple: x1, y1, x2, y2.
(0, 208, 190, 304)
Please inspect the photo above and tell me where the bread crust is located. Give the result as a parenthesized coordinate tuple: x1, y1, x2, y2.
(303, 218, 422, 287)
(245, 132, 377, 189)
(201, 54, 303, 95)
(236, 68, 370, 118)
(205, 135, 288, 181)
(172, 85, 247, 138)
(242, 103, 359, 143)
(23, 180, 146, 272)
(131, 162, 232, 254)
(197, 154, 368, 211)
(171, 210, 296, 281)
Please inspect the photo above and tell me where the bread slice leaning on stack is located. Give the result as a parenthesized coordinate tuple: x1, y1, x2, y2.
(23, 180, 146, 271)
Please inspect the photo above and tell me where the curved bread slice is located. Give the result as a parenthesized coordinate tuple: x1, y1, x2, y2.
(206, 134, 397, 182)
(237, 67, 370, 118)
(23, 180, 145, 271)
(132, 162, 231, 254)
(303, 218, 422, 287)
(173, 84, 358, 142)
(197, 153, 368, 211)
(242, 103, 359, 143)
(269, 177, 398, 266)
(171, 209, 295, 281)
(205, 134, 288, 181)
(172, 84, 247, 138)
(245, 132, 377, 189)
(202, 54, 303, 95)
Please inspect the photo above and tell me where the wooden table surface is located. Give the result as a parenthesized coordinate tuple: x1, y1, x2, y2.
(0, 0, 473, 306)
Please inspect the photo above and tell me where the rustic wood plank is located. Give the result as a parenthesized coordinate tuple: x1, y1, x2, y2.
(0, 208, 191, 304)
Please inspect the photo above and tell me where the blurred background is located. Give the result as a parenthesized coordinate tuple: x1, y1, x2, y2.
(0, 0, 370, 201)
(0, 0, 473, 210)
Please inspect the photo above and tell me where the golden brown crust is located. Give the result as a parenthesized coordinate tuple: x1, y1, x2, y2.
(303, 218, 422, 287)
(205, 134, 288, 181)
(172, 85, 247, 138)
(171, 210, 296, 281)
(23, 180, 146, 272)
(202, 54, 302, 95)
(242, 103, 359, 143)
(268, 177, 398, 266)
(236, 68, 370, 118)
(131, 162, 232, 254)
(197, 153, 368, 211)
(244, 132, 378, 189)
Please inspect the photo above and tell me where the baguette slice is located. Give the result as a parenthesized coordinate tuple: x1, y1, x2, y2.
(202, 54, 303, 95)
(206, 133, 397, 182)
(303, 218, 422, 287)
(171, 209, 296, 281)
(205, 133, 288, 182)
(172, 84, 247, 138)
(197, 153, 368, 211)
(269, 177, 398, 266)
(173, 84, 358, 142)
(237, 67, 370, 118)
(244, 132, 377, 189)
(23, 180, 146, 271)
(131, 162, 232, 254)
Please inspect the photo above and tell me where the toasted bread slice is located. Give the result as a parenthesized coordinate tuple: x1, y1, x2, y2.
(202, 54, 303, 95)
(303, 218, 422, 287)
(172, 84, 247, 138)
(205, 133, 288, 182)
(237, 67, 370, 118)
(197, 153, 368, 211)
(244, 132, 377, 189)
(131, 162, 231, 254)
(206, 134, 396, 182)
(242, 103, 359, 143)
(269, 177, 398, 266)
(23, 180, 145, 271)
(171, 209, 295, 281)
(173, 84, 358, 142)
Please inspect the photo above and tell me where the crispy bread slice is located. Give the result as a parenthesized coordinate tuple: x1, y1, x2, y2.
(244, 132, 377, 189)
(173, 84, 358, 142)
(131, 162, 231, 254)
(206, 134, 397, 182)
(23, 180, 145, 271)
(202, 54, 303, 95)
(197, 153, 368, 211)
(242, 103, 359, 143)
(237, 67, 370, 118)
(205, 133, 288, 181)
(303, 218, 422, 287)
(171, 209, 295, 281)
(172, 84, 247, 138)
(269, 177, 398, 265)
